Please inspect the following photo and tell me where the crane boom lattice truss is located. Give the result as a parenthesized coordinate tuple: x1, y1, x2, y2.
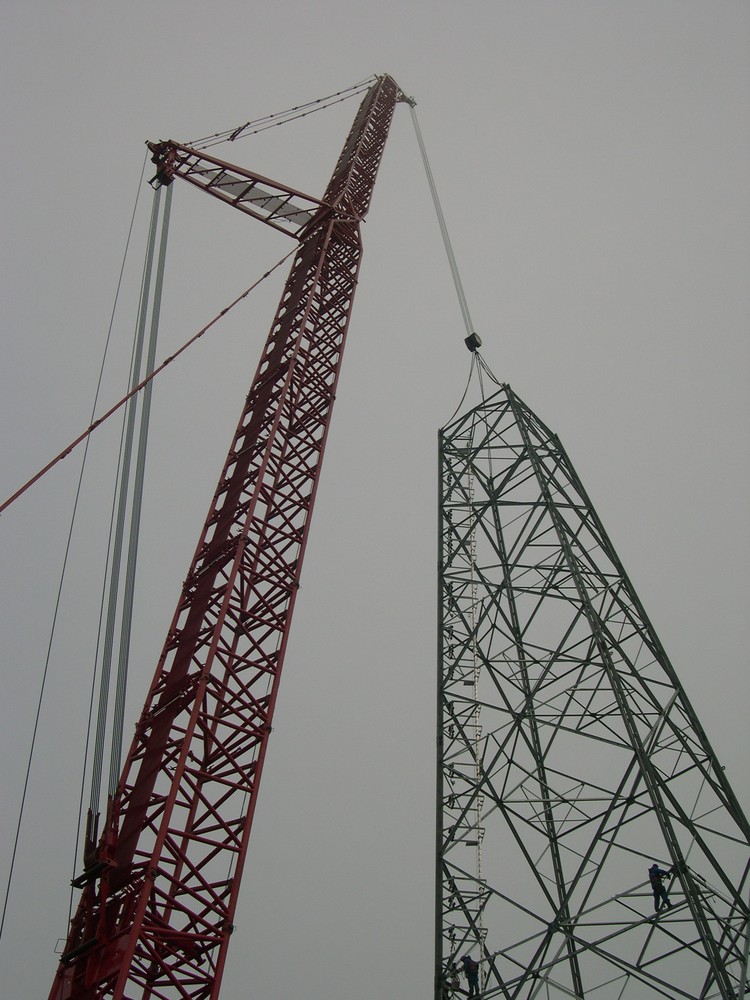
(50, 74, 406, 1000)
(437, 384, 750, 1000)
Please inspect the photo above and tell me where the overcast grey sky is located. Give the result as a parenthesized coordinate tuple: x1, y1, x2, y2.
(1, 3, 749, 998)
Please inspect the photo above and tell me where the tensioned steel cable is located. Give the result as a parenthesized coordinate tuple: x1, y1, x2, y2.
(444, 354, 478, 426)
(0, 247, 296, 517)
(0, 153, 149, 947)
(189, 76, 377, 150)
(411, 103, 500, 440)
(71, 187, 168, 933)
(409, 105, 476, 343)
(476, 353, 502, 390)
(109, 182, 173, 794)
(88, 185, 164, 819)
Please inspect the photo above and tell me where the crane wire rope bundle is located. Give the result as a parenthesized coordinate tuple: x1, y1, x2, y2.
(0, 153, 149, 944)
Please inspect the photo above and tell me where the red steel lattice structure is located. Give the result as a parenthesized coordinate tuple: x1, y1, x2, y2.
(50, 74, 408, 1000)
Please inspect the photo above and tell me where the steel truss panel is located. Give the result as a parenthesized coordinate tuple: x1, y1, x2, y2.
(437, 384, 750, 1000)
(50, 75, 404, 1000)
(147, 140, 331, 239)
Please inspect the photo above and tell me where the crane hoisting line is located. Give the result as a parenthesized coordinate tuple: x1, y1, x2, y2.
(409, 105, 477, 344)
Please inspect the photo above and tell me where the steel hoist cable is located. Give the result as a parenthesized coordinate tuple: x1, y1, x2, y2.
(0, 153, 149, 946)
(409, 104, 476, 344)
(410, 105, 505, 426)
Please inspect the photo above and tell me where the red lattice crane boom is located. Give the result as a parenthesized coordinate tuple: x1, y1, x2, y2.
(50, 73, 408, 1000)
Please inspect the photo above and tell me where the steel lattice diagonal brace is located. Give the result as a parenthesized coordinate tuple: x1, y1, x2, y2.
(436, 383, 750, 1000)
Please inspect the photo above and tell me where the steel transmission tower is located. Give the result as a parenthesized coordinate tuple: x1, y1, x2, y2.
(49, 74, 408, 1000)
(437, 382, 750, 1000)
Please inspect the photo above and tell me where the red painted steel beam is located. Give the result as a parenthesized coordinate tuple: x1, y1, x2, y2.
(147, 139, 334, 239)
(49, 74, 407, 1000)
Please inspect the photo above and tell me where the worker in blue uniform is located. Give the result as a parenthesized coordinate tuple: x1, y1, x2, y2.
(648, 863, 673, 912)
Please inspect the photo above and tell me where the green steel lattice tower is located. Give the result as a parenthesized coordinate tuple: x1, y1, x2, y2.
(436, 383, 750, 1000)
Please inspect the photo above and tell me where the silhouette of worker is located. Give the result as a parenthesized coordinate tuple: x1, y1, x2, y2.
(648, 863, 673, 912)
(461, 955, 480, 997)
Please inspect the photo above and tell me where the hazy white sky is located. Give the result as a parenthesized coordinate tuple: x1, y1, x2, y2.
(1, 3, 748, 998)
